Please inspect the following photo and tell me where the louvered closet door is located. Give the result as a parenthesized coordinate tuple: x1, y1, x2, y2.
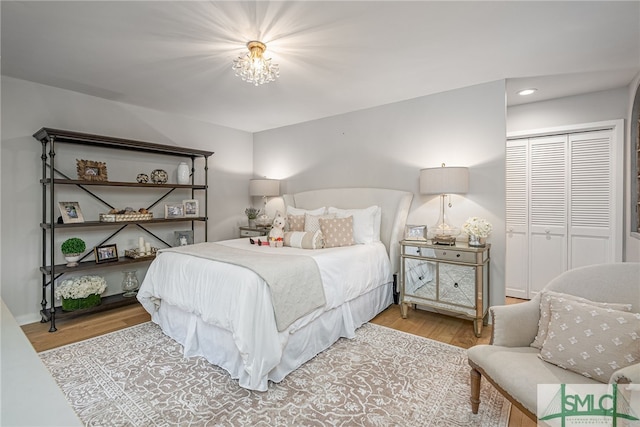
(505, 139, 528, 298)
(568, 130, 616, 267)
(529, 135, 567, 296)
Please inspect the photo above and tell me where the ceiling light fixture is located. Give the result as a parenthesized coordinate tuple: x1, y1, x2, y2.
(517, 88, 537, 96)
(232, 41, 279, 86)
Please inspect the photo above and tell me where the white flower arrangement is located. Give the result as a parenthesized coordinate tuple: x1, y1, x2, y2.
(462, 217, 493, 238)
(55, 275, 107, 299)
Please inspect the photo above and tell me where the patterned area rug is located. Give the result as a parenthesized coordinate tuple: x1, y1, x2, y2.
(40, 322, 510, 426)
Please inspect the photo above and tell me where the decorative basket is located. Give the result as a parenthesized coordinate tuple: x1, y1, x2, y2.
(61, 293, 102, 311)
(99, 212, 153, 222)
(124, 247, 158, 259)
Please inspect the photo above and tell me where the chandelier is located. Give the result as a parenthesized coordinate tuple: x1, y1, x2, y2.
(232, 41, 279, 86)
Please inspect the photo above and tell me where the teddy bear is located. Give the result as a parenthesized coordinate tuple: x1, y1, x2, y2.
(268, 213, 286, 247)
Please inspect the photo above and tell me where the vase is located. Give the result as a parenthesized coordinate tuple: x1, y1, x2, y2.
(468, 235, 486, 247)
(121, 270, 139, 297)
(61, 293, 101, 311)
(177, 162, 190, 185)
(64, 253, 82, 267)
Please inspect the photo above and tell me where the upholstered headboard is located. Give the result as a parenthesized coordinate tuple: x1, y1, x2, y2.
(282, 187, 413, 274)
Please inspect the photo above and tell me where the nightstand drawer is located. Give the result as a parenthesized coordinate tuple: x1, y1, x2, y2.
(240, 229, 266, 237)
(431, 248, 476, 263)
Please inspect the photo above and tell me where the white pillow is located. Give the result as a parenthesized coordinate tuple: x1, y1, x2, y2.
(328, 205, 381, 244)
(286, 206, 326, 216)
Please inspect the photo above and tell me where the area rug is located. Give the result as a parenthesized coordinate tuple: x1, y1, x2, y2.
(40, 322, 510, 426)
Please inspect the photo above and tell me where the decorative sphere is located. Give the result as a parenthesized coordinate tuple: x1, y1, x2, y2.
(136, 173, 149, 183)
(150, 169, 168, 184)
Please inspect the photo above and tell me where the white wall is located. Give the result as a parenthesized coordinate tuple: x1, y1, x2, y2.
(626, 73, 640, 261)
(1, 76, 253, 324)
(254, 80, 507, 308)
(507, 86, 639, 262)
(507, 87, 628, 134)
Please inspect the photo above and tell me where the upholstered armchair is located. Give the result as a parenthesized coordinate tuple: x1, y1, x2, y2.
(467, 262, 640, 421)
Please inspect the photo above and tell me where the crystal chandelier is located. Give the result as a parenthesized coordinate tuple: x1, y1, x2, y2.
(232, 41, 279, 86)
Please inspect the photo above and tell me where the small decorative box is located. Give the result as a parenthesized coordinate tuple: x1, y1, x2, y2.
(100, 212, 153, 222)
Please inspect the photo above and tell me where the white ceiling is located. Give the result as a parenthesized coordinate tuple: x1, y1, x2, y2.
(1, 1, 639, 133)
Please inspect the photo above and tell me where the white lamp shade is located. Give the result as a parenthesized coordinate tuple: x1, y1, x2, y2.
(249, 179, 280, 197)
(420, 166, 469, 194)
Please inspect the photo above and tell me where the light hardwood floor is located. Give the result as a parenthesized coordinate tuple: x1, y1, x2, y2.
(22, 300, 536, 427)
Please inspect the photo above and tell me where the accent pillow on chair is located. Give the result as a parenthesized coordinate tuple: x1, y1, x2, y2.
(530, 290, 633, 349)
(538, 299, 640, 383)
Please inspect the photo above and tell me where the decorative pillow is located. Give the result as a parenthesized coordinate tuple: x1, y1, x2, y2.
(287, 214, 305, 232)
(531, 291, 633, 349)
(538, 300, 640, 383)
(319, 216, 355, 248)
(283, 231, 324, 249)
(304, 213, 335, 234)
(286, 206, 326, 216)
(328, 205, 381, 244)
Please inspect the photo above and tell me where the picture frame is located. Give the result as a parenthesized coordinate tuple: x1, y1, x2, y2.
(76, 159, 108, 182)
(404, 224, 427, 241)
(182, 199, 199, 218)
(174, 230, 194, 246)
(164, 203, 185, 219)
(94, 244, 119, 263)
(58, 201, 85, 223)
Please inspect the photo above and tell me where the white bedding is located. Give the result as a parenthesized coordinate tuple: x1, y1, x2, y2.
(137, 238, 392, 390)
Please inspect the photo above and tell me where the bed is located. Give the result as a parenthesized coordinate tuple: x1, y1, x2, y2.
(137, 187, 413, 391)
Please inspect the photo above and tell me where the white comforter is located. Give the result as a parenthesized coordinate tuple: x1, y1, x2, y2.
(137, 238, 392, 389)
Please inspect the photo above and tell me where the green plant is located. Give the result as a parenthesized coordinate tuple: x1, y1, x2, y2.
(61, 237, 86, 255)
(245, 207, 260, 220)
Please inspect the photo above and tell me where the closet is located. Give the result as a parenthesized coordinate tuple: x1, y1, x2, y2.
(505, 121, 623, 299)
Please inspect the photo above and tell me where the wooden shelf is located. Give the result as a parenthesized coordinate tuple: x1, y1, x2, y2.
(41, 256, 155, 275)
(40, 293, 141, 322)
(41, 178, 207, 189)
(34, 127, 214, 158)
(41, 217, 206, 229)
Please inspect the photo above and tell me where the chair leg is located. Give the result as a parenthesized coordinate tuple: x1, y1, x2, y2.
(470, 367, 481, 414)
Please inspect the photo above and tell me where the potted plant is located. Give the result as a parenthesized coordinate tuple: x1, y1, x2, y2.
(245, 207, 260, 227)
(55, 275, 107, 311)
(61, 237, 86, 267)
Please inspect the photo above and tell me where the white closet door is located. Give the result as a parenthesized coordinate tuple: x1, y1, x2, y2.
(505, 139, 528, 298)
(529, 135, 567, 296)
(568, 130, 619, 267)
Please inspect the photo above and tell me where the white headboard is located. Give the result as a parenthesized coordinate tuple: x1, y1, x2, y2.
(282, 187, 413, 274)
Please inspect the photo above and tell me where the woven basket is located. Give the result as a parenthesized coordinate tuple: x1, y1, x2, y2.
(99, 212, 153, 222)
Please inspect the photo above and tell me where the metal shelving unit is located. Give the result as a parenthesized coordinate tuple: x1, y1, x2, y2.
(34, 128, 214, 331)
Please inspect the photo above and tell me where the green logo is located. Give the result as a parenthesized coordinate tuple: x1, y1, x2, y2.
(538, 384, 639, 427)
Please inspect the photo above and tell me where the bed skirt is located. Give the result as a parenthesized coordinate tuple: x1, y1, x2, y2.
(151, 282, 393, 391)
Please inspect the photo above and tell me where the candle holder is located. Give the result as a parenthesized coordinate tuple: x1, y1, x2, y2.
(121, 270, 139, 297)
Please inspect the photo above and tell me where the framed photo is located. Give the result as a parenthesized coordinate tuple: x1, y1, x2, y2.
(164, 203, 185, 219)
(76, 159, 108, 182)
(183, 199, 199, 218)
(58, 201, 85, 223)
(404, 224, 427, 241)
(174, 230, 194, 246)
(94, 244, 119, 263)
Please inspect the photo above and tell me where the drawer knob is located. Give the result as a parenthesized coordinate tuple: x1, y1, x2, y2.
(456, 254, 460, 257)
